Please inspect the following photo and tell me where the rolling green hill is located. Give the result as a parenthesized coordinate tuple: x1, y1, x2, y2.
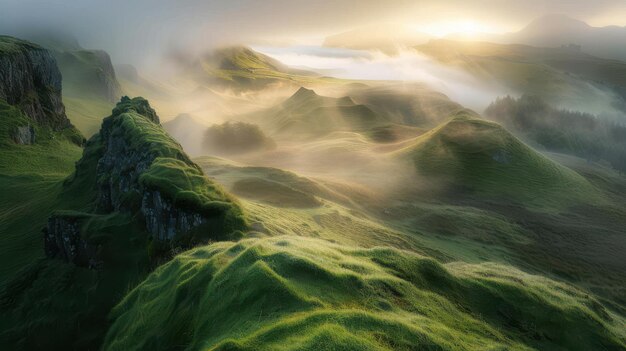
(0, 97, 247, 350)
(0, 100, 83, 284)
(0, 36, 85, 284)
(104, 236, 626, 351)
(347, 84, 465, 128)
(193, 46, 332, 91)
(397, 111, 601, 208)
(246, 87, 433, 141)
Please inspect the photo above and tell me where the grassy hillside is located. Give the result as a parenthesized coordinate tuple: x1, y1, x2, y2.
(246, 87, 427, 141)
(196, 46, 333, 91)
(385, 113, 626, 308)
(194, 149, 626, 312)
(0, 100, 83, 285)
(0, 97, 246, 350)
(104, 236, 626, 351)
(397, 112, 602, 208)
(347, 84, 465, 128)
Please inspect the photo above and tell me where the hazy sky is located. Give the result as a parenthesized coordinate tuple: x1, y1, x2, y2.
(2, 0, 626, 65)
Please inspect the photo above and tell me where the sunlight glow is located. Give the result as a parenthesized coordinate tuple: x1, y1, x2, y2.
(417, 20, 497, 37)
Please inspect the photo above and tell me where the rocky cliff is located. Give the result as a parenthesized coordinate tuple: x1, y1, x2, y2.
(56, 49, 122, 102)
(0, 35, 72, 130)
(44, 96, 247, 267)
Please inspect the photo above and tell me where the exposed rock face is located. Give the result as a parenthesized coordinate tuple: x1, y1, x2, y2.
(44, 97, 239, 267)
(95, 97, 160, 212)
(142, 191, 207, 240)
(11, 125, 35, 144)
(90, 50, 121, 102)
(43, 215, 98, 268)
(0, 36, 72, 130)
(95, 110, 204, 240)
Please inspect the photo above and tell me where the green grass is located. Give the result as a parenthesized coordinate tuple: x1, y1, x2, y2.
(0, 213, 151, 349)
(195, 153, 626, 310)
(80, 97, 247, 237)
(0, 100, 84, 285)
(0, 97, 247, 349)
(232, 177, 322, 208)
(199, 47, 343, 91)
(104, 236, 626, 351)
(398, 112, 603, 208)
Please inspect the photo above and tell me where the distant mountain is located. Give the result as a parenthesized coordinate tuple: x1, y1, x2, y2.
(162, 113, 207, 156)
(452, 14, 626, 61)
(0, 36, 80, 143)
(55, 49, 122, 102)
(346, 84, 464, 128)
(182, 46, 321, 92)
(241, 85, 463, 143)
(324, 24, 432, 54)
(416, 39, 626, 111)
(0, 97, 247, 349)
(247, 87, 388, 138)
(8, 31, 123, 102)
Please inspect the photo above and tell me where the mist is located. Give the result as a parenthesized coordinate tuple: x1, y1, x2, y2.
(4, 0, 626, 68)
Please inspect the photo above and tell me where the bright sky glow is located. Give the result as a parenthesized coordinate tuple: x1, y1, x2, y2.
(416, 20, 500, 37)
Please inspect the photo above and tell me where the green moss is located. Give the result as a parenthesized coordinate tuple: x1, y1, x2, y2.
(104, 237, 626, 351)
(0, 97, 247, 349)
(64, 96, 248, 243)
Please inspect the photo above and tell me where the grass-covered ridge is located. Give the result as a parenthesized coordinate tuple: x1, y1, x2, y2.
(398, 111, 602, 208)
(196, 46, 340, 91)
(71, 97, 245, 226)
(105, 236, 626, 351)
(99, 97, 246, 238)
(0, 97, 247, 349)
